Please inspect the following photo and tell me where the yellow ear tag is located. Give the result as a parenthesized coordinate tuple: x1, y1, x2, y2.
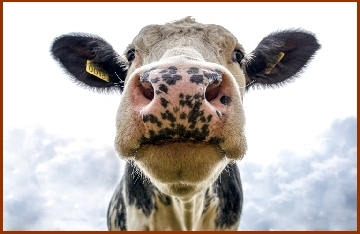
(264, 52, 285, 75)
(86, 60, 110, 82)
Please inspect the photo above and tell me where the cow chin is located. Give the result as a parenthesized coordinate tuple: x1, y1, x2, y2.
(132, 141, 231, 198)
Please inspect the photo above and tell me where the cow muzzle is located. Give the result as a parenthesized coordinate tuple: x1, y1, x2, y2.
(133, 59, 237, 145)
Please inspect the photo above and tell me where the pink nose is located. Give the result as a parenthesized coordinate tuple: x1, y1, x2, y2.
(135, 64, 233, 145)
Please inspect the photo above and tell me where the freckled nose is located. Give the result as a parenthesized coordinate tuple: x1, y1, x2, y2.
(134, 63, 234, 145)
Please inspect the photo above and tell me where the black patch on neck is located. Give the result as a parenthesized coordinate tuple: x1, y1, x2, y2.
(125, 163, 155, 217)
(213, 163, 243, 229)
(124, 163, 171, 217)
(107, 178, 127, 230)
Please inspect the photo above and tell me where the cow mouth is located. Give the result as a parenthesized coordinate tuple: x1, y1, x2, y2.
(148, 138, 219, 146)
(139, 134, 224, 147)
(136, 137, 226, 156)
(152, 138, 190, 145)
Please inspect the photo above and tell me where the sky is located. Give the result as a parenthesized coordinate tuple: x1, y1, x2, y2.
(3, 2, 357, 231)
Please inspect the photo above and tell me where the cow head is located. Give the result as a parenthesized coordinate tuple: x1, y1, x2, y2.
(51, 17, 320, 198)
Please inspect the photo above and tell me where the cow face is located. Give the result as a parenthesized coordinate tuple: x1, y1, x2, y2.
(51, 17, 320, 198)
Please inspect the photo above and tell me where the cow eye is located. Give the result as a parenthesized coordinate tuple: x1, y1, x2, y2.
(126, 49, 136, 62)
(232, 50, 244, 63)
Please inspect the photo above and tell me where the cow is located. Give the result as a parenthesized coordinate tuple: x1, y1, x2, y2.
(50, 16, 320, 231)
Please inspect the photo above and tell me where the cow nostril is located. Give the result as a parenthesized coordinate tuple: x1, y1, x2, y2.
(205, 83, 221, 102)
(141, 82, 154, 100)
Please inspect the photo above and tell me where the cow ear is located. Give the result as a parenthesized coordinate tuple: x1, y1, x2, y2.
(245, 29, 320, 89)
(51, 33, 128, 93)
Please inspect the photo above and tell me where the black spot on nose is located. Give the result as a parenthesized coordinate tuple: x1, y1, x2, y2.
(168, 66, 178, 74)
(151, 77, 160, 83)
(159, 84, 168, 93)
(140, 72, 150, 82)
(143, 114, 162, 127)
(190, 75, 204, 85)
(220, 96, 232, 106)
(162, 74, 182, 85)
(161, 110, 176, 123)
(204, 71, 222, 84)
(160, 98, 169, 108)
(187, 67, 199, 74)
(161, 66, 178, 74)
(180, 112, 187, 119)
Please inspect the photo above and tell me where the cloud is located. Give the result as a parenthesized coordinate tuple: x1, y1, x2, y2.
(3, 127, 124, 230)
(239, 116, 356, 230)
(4, 117, 356, 231)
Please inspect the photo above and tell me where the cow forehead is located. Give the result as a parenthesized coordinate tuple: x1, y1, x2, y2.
(128, 18, 243, 65)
